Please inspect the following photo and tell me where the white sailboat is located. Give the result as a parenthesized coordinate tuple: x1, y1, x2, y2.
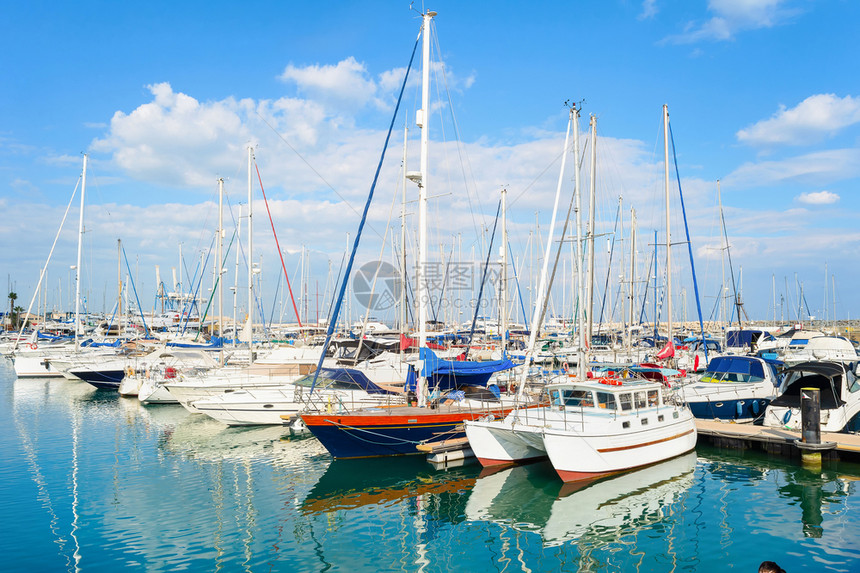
(12, 154, 90, 379)
(467, 105, 698, 481)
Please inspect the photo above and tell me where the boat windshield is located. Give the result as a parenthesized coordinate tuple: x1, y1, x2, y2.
(562, 389, 594, 408)
(699, 357, 766, 384)
(294, 374, 360, 391)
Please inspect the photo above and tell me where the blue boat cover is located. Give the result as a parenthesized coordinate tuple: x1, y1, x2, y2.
(316, 367, 399, 395)
(420, 347, 514, 390)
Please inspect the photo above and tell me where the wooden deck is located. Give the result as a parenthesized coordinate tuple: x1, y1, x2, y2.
(695, 419, 860, 461)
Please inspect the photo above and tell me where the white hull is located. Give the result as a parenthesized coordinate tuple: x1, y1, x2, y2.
(12, 353, 66, 378)
(192, 386, 402, 426)
(166, 375, 297, 413)
(763, 402, 860, 433)
(465, 410, 548, 466)
(118, 375, 142, 397)
(543, 411, 696, 481)
(139, 377, 179, 404)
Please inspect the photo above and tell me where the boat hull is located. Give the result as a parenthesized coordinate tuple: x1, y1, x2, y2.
(465, 418, 547, 467)
(687, 397, 770, 421)
(301, 406, 509, 459)
(72, 369, 125, 389)
(543, 413, 697, 482)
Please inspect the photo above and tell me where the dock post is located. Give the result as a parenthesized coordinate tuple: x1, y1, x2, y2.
(800, 387, 822, 470)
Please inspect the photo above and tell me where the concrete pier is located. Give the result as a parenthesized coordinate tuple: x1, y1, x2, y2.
(696, 419, 855, 462)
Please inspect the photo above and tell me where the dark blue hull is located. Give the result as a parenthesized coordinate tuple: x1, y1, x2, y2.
(73, 369, 125, 390)
(303, 419, 466, 459)
(688, 398, 770, 421)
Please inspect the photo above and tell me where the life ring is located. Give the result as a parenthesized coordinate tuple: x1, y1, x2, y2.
(29, 343, 37, 350)
(598, 377, 622, 386)
(562, 362, 569, 372)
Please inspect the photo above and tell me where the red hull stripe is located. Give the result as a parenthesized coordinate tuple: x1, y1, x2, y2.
(596, 428, 695, 453)
(301, 411, 511, 429)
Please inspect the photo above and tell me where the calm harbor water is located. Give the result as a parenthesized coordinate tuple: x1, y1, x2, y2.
(2, 359, 859, 572)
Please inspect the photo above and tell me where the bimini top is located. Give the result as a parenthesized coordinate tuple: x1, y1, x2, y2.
(782, 361, 847, 378)
(771, 361, 853, 409)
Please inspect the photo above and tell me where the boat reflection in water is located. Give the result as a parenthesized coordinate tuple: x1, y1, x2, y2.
(302, 455, 477, 516)
(466, 452, 697, 547)
(157, 406, 327, 465)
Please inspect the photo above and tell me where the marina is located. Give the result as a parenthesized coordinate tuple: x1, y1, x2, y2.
(4, 2, 860, 572)
(4, 364, 860, 572)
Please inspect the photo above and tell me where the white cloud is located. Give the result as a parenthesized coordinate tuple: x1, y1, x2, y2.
(279, 57, 384, 110)
(737, 94, 860, 146)
(797, 190, 839, 205)
(665, 0, 798, 44)
(722, 148, 860, 189)
(639, 0, 658, 20)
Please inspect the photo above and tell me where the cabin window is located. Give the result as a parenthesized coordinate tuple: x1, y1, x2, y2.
(550, 390, 562, 406)
(619, 393, 633, 411)
(849, 374, 860, 394)
(596, 392, 617, 410)
(658, 414, 665, 422)
(634, 391, 647, 409)
(641, 418, 649, 425)
(563, 389, 594, 408)
(622, 421, 630, 429)
(647, 390, 659, 407)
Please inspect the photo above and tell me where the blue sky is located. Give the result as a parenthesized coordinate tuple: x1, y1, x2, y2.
(2, 0, 859, 327)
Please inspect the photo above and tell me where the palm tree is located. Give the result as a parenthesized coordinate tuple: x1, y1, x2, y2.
(6, 291, 16, 329)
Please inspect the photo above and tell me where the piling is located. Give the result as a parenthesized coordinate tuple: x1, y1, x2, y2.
(795, 387, 836, 471)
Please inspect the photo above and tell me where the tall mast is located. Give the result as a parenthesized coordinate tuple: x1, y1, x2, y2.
(400, 115, 408, 339)
(501, 187, 508, 359)
(663, 104, 673, 346)
(586, 114, 597, 344)
(573, 107, 586, 381)
(234, 205, 242, 348)
(217, 177, 224, 362)
(718, 180, 727, 337)
(413, 10, 435, 407)
(418, 10, 433, 350)
(628, 207, 636, 354)
(117, 239, 122, 340)
(248, 146, 254, 364)
(74, 154, 86, 350)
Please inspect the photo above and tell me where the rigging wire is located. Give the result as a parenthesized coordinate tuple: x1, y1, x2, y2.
(254, 111, 387, 243)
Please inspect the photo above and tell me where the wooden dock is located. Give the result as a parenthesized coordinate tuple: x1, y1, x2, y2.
(696, 419, 860, 462)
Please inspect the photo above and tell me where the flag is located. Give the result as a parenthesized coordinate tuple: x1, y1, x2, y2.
(656, 341, 675, 360)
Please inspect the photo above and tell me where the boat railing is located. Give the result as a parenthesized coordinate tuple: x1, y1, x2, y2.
(295, 386, 407, 414)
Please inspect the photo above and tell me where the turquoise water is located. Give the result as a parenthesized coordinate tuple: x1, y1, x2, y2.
(2, 360, 859, 572)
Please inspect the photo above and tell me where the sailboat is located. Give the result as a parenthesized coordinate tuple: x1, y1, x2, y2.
(12, 154, 92, 379)
(467, 105, 697, 481)
(299, 10, 517, 459)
